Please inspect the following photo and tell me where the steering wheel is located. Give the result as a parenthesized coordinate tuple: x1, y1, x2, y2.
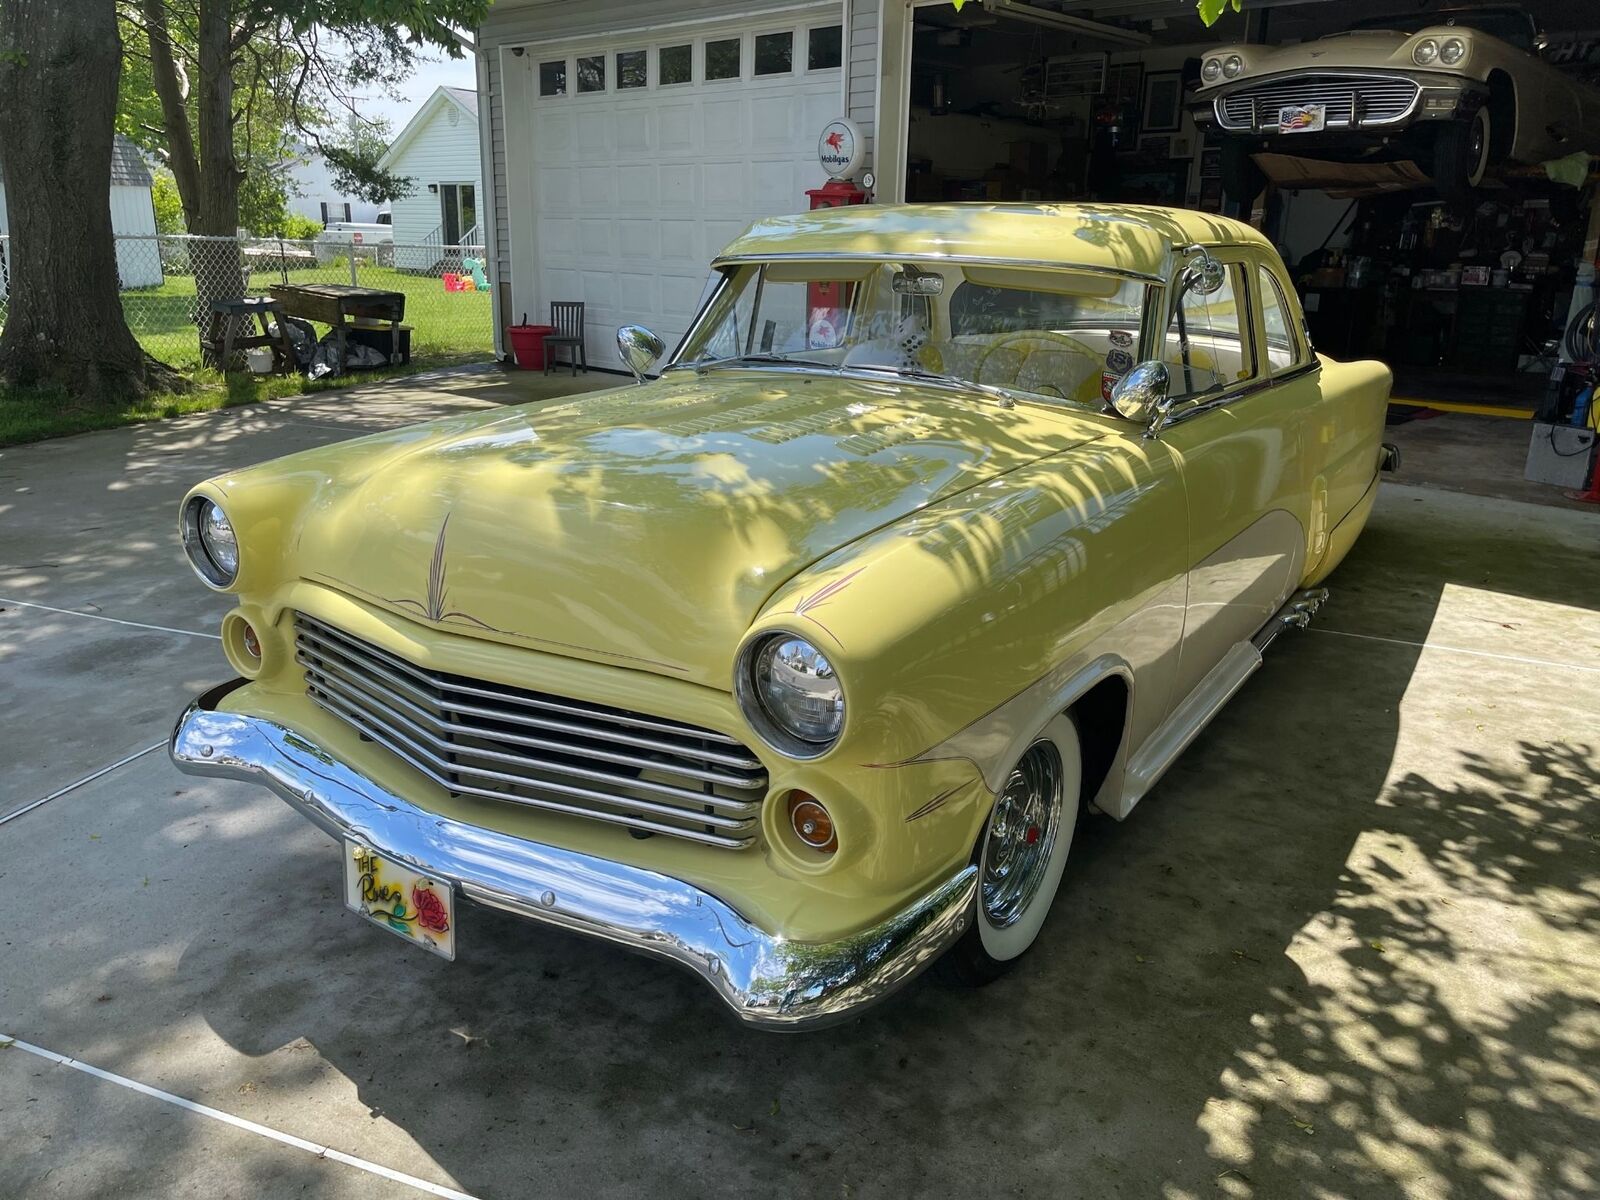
(973, 331, 1095, 395)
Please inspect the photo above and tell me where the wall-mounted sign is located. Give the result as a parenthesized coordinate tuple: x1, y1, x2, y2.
(818, 118, 865, 181)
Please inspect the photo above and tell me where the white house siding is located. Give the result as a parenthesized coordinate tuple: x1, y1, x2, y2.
(284, 152, 383, 225)
(385, 97, 486, 270)
(846, 0, 878, 175)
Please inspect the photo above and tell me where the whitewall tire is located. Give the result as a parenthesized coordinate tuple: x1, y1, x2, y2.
(941, 713, 1083, 984)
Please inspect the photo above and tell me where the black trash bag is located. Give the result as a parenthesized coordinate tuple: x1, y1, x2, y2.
(268, 317, 319, 370)
(308, 329, 387, 380)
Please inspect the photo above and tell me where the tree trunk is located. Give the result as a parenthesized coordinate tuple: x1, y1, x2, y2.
(190, 0, 246, 367)
(0, 0, 181, 403)
(142, 0, 203, 232)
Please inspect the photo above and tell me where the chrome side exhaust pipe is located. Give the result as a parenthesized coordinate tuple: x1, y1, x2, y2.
(1252, 588, 1329, 654)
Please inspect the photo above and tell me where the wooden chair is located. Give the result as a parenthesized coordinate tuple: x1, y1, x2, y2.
(544, 301, 587, 376)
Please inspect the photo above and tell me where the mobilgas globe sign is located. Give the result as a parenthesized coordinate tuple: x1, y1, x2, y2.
(818, 118, 864, 180)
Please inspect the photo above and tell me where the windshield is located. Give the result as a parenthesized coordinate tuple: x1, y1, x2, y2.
(1347, 9, 1534, 49)
(672, 260, 1148, 409)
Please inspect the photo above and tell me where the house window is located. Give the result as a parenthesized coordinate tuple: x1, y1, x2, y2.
(319, 201, 351, 224)
(705, 37, 740, 81)
(576, 54, 605, 93)
(617, 49, 646, 89)
(754, 31, 793, 75)
(539, 59, 567, 96)
(807, 25, 842, 70)
(659, 44, 691, 85)
(440, 183, 477, 246)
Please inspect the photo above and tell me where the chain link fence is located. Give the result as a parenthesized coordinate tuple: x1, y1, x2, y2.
(0, 232, 494, 373)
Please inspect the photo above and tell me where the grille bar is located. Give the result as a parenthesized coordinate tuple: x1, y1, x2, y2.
(1218, 75, 1418, 130)
(295, 612, 768, 849)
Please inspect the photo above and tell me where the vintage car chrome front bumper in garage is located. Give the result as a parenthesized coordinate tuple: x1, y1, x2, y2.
(170, 681, 976, 1031)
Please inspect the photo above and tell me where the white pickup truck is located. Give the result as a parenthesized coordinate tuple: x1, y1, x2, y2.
(314, 219, 394, 263)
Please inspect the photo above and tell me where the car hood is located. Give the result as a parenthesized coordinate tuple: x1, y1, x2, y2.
(1202, 32, 1421, 84)
(287, 371, 1106, 685)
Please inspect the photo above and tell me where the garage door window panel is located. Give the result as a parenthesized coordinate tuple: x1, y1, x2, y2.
(659, 44, 692, 86)
(706, 38, 742, 81)
(617, 50, 647, 90)
(1165, 263, 1256, 400)
(576, 55, 606, 94)
(539, 59, 568, 97)
(807, 25, 843, 71)
(755, 32, 793, 76)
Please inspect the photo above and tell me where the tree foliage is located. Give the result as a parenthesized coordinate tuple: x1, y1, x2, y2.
(1196, 0, 1243, 26)
(119, 0, 488, 237)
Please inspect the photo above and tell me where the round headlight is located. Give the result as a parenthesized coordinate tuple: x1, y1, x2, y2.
(1201, 58, 1222, 84)
(1413, 38, 1439, 65)
(182, 496, 240, 588)
(739, 633, 844, 755)
(1439, 37, 1466, 65)
(1222, 55, 1243, 79)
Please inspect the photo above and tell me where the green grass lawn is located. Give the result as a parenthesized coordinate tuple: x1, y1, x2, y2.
(121, 260, 494, 366)
(0, 261, 494, 447)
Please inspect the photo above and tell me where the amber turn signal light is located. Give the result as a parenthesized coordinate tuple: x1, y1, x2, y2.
(788, 792, 838, 854)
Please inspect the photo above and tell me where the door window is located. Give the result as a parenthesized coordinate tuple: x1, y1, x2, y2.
(1257, 265, 1305, 374)
(1164, 263, 1255, 399)
(440, 184, 476, 246)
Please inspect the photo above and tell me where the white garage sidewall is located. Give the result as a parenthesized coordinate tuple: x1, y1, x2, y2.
(976, 714, 1082, 962)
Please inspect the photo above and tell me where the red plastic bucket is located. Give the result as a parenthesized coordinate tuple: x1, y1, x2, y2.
(506, 322, 556, 370)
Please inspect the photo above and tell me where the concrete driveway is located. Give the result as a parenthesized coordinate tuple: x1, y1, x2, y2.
(2, 373, 1597, 1200)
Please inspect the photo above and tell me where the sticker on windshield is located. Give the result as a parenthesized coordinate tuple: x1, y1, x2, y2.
(1101, 371, 1122, 402)
(808, 312, 841, 349)
(1106, 348, 1134, 374)
(1109, 330, 1133, 348)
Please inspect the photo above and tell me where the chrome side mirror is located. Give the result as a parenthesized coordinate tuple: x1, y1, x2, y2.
(1179, 256, 1226, 298)
(616, 325, 665, 385)
(1110, 361, 1173, 438)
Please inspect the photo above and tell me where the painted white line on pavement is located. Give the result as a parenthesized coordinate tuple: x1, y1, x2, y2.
(0, 1035, 480, 1200)
(1311, 627, 1600, 675)
(0, 743, 165, 828)
(0, 597, 221, 640)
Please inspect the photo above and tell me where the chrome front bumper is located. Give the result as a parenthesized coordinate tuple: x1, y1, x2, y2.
(170, 682, 975, 1031)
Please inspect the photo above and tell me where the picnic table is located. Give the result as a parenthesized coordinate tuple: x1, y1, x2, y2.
(269, 283, 407, 370)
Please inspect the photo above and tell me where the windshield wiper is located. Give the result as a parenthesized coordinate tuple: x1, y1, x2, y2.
(853, 363, 1020, 409)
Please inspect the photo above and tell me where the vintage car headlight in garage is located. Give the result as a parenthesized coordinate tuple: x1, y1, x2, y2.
(1202, 57, 1222, 83)
(1439, 37, 1466, 65)
(1413, 38, 1439, 65)
(1222, 54, 1243, 79)
(737, 633, 845, 757)
(182, 496, 240, 588)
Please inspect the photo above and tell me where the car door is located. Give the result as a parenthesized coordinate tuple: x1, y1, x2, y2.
(1155, 252, 1319, 702)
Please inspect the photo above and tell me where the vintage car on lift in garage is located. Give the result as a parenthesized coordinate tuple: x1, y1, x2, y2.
(1192, 5, 1600, 203)
(170, 203, 1396, 1029)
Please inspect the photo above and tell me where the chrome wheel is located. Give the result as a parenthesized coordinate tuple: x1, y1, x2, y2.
(980, 740, 1065, 929)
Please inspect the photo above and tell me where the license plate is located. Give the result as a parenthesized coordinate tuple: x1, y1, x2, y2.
(344, 840, 456, 960)
(1279, 103, 1326, 133)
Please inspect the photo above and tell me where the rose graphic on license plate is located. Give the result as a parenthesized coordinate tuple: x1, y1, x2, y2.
(344, 841, 457, 959)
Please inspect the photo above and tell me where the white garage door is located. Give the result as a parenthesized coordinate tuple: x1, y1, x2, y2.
(527, 17, 844, 369)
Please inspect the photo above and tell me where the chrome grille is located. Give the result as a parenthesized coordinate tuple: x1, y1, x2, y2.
(294, 613, 768, 849)
(1218, 75, 1419, 130)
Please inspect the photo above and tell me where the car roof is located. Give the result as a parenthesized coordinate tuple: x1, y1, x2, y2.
(714, 202, 1273, 281)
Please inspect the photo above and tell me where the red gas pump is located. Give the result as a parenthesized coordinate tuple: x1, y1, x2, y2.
(804, 178, 868, 348)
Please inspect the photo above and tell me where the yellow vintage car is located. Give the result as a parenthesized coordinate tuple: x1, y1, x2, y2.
(170, 203, 1395, 1029)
